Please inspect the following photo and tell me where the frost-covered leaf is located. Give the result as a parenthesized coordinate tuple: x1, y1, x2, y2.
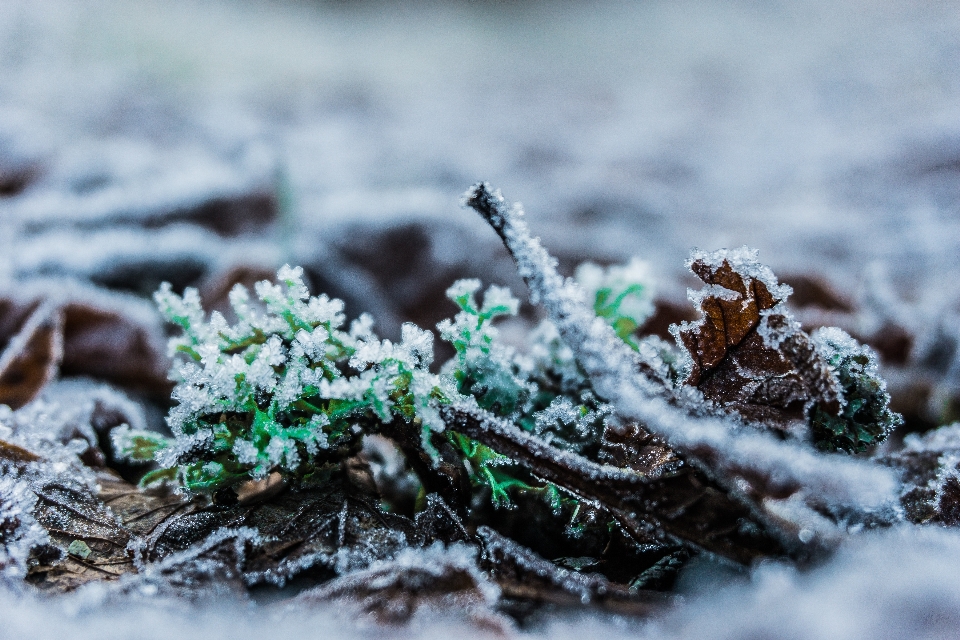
(675, 248, 844, 435)
(0, 282, 172, 403)
(478, 526, 672, 618)
(464, 182, 900, 553)
(879, 423, 960, 525)
(0, 302, 63, 410)
(442, 403, 783, 564)
(27, 475, 134, 592)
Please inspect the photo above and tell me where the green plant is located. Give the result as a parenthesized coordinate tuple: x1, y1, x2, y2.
(809, 327, 902, 453)
(117, 266, 451, 493)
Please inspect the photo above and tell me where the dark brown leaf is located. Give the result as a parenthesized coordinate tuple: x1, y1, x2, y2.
(60, 301, 171, 398)
(0, 303, 63, 409)
(677, 256, 841, 432)
(294, 543, 506, 628)
(879, 425, 960, 525)
(441, 404, 784, 565)
(478, 527, 672, 619)
(23, 461, 430, 597)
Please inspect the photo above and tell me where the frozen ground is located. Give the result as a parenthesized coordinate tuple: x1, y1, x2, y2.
(2, 0, 960, 637)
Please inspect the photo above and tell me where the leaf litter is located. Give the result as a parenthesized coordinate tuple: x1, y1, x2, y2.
(0, 181, 959, 639)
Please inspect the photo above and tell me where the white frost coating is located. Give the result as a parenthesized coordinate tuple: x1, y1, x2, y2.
(756, 306, 802, 350)
(686, 283, 741, 307)
(0, 473, 51, 584)
(903, 423, 960, 453)
(298, 542, 500, 608)
(686, 246, 793, 302)
(632, 527, 960, 640)
(466, 184, 897, 509)
(3, 528, 960, 640)
(446, 278, 482, 303)
(0, 384, 150, 582)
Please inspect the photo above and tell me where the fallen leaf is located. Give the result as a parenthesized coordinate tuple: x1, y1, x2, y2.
(0, 302, 63, 410)
(676, 250, 841, 433)
(60, 300, 171, 398)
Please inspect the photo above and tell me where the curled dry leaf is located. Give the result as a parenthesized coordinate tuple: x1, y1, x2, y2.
(676, 249, 842, 433)
(60, 300, 171, 399)
(0, 285, 171, 405)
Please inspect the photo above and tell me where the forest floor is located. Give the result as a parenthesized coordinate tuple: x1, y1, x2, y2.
(2, 1, 960, 638)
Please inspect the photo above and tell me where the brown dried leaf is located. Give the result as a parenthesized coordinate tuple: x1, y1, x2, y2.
(27, 473, 135, 592)
(22, 458, 434, 597)
(677, 255, 841, 432)
(60, 301, 171, 398)
(0, 303, 63, 409)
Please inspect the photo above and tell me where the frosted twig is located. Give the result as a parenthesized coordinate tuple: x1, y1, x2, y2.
(463, 183, 897, 518)
(442, 402, 784, 564)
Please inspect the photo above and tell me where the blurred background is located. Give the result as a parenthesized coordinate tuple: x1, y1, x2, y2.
(2, 0, 960, 427)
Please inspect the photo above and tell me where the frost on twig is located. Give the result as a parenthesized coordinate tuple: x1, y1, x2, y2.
(441, 402, 783, 564)
(463, 182, 899, 548)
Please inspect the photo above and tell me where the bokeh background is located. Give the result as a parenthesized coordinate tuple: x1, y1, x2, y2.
(5, 0, 960, 297)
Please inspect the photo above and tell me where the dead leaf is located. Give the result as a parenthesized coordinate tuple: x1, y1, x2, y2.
(442, 404, 784, 565)
(60, 301, 171, 398)
(28, 474, 134, 592)
(294, 543, 506, 629)
(677, 255, 841, 432)
(879, 425, 960, 525)
(478, 527, 672, 619)
(0, 302, 63, 409)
